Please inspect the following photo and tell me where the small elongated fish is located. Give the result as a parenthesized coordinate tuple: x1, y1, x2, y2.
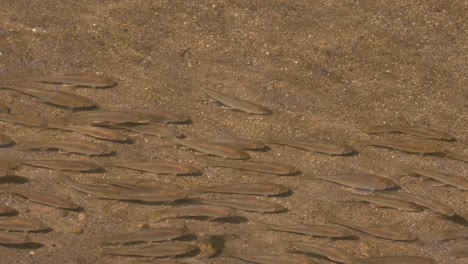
(433, 227, 468, 241)
(222, 252, 316, 264)
(324, 215, 416, 241)
(168, 137, 250, 160)
(102, 226, 189, 245)
(378, 191, 455, 217)
(16, 159, 101, 172)
(309, 174, 398, 191)
(398, 165, 468, 191)
(443, 150, 468, 163)
(199, 198, 285, 213)
(357, 139, 442, 154)
(16, 140, 113, 156)
(100, 242, 197, 258)
(0, 205, 16, 215)
(193, 183, 290, 196)
(365, 125, 455, 141)
(110, 123, 183, 138)
(0, 217, 48, 232)
(452, 247, 468, 258)
(0, 232, 32, 245)
(0, 132, 13, 147)
(1, 86, 95, 108)
(100, 161, 199, 175)
(35, 73, 117, 88)
(0, 113, 47, 127)
(257, 221, 353, 238)
(47, 123, 128, 142)
(199, 87, 272, 115)
(284, 241, 360, 264)
(153, 205, 236, 220)
(206, 159, 298, 175)
(0, 186, 79, 209)
(94, 179, 181, 192)
(262, 138, 354, 155)
(346, 192, 422, 212)
(62, 176, 187, 202)
(64, 110, 148, 125)
(208, 138, 266, 150)
(116, 109, 190, 124)
(361, 255, 437, 264)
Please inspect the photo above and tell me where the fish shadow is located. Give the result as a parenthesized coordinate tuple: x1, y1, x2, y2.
(0, 175, 29, 184)
(335, 150, 358, 157)
(271, 190, 294, 198)
(447, 214, 468, 227)
(0, 242, 43, 249)
(215, 216, 248, 224)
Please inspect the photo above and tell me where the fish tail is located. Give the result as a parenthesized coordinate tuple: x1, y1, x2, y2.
(394, 163, 414, 174)
(190, 184, 208, 194)
(204, 158, 225, 167)
(363, 125, 398, 134)
(97, 161, 117, 167)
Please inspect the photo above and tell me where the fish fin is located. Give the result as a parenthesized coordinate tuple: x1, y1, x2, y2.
(220, 105, 234, 110)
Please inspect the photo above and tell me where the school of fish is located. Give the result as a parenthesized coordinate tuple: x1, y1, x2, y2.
(0, 73, 466, 264)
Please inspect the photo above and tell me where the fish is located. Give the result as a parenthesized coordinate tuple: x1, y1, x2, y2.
(1, 86, 95, 108)
(110, 123, 183, 138)
(152, 205, 236, 221)
(193, 183, 290, 196)
(198, 198, 285, 213)
(365, 125, 455, 141)
(47, 123, 128, 142)
(443, 150, 468, 163)
(0, 113, 47, 127)
(0, 205, 16, 215)
(0, 217, 49, 232)
(16, 159, 101, 172)
(324, 215, 417, 241)
(283, 241, 360, 264)
(309, 174, 398, 191)
(397, 165, 468, 191)
(205, 159, 298, 175)
(346, 192, 422, 212)
(100, 242, 197, 258)
(93, 179, 181, 192)
(222, 252, 316, 264)
(15, 140, 113, 156)
(116, 109, 190, 123)
(168, 137, 250, 159)
(199, 87, 272, 115)
(102, 226, 190, 245)
(61, 176, 187, 202)
(378, 191, 455, 217)
(64, 110, 148, 125)
(433, 227, 468, 241)
(34, 73, 117, 88)
(0, 186, 79, 209)
(0, 232, 32, 245)
(262, 138, 354, 155)
(361, 255, 437, 264)
(257, 221, 353, 238)
(0, 132, 13, 147)
(356, 139, 442, 154)
(208, 138, 267, 150)
(99, 161, 199, 175)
